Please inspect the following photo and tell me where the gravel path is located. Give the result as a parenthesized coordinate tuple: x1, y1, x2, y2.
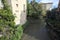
(21, 18, 50, 40)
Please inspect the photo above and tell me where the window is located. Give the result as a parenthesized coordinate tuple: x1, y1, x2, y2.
(23, 4, 25, 12)
(16, 4, 18, 7)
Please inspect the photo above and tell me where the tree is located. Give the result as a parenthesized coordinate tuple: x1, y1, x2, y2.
(27, 0, 42, 19)
(46, 8, 60, 40)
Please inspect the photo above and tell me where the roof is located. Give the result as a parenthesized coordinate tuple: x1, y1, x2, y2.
(40, 2, 53, 5)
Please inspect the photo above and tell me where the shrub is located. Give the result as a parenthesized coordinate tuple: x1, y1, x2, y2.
(0, 0, 23, 40)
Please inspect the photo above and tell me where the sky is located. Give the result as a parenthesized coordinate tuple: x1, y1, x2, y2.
(29, 0, 59, 8)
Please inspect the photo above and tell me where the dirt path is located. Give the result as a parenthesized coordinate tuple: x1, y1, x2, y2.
(21, 18, 50, 40)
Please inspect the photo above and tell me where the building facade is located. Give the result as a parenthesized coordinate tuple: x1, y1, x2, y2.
(40, 3, 52, 16)
(41, 3, 53, 10)
(0, 0, 27, 25)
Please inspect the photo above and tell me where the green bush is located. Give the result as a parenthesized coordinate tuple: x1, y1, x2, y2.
(0, 0, 23, 40)
(46, 8, 60, 27)
(10, 25, 23, 40)
(0, 25, 23, 40)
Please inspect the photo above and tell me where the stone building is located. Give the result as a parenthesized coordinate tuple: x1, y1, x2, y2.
(0, 0, 27, 25)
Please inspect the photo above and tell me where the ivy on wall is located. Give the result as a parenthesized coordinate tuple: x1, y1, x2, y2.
(0, 0, 23, 40)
